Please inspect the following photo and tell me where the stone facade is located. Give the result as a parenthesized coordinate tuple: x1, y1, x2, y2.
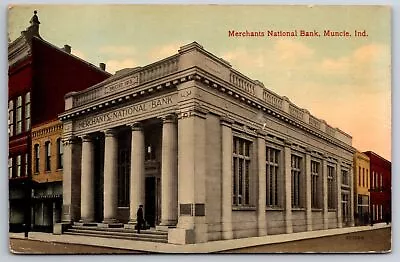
(58, 42, 355, 244)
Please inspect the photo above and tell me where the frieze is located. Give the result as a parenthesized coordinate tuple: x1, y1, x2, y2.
(75, 94, 176, 130)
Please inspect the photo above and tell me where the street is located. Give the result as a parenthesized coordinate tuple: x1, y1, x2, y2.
(9, 227, 390, 254)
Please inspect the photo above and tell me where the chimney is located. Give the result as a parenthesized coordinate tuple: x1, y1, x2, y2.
(63, 45, 71, 54)
(99, 63, 106, 71)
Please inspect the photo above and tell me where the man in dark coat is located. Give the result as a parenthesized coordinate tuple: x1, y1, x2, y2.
(136, 205, 144, 233)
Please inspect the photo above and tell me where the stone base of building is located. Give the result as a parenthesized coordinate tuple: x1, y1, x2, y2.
(168, 228, 195, 244)
(98, 222, 124, 228)
(53, 223, 71, 235)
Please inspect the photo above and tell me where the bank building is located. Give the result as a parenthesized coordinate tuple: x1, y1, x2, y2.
(57, 42, 355, 244)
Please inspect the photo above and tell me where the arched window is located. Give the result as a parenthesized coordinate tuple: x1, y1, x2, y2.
(57, 138, 63, 169)
(34, 144, 40, 173)
(45, 141, 51, 171)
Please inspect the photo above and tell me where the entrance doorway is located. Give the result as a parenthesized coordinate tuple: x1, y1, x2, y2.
(145, 176, 161, 227)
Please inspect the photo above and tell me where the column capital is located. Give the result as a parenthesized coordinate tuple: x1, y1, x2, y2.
(256, 129, 267, 138)
(62, 135, 79, 146)
(178, 105, 208, 119)
(305, 147, 312, 154)
(161, 113, 177, 124)
(128, 122, 143, 131)
(220, 115, 234, 126)
(284, 139, 292, 147)
(104, 128, 118, 137)
(81, 134, 94, 143)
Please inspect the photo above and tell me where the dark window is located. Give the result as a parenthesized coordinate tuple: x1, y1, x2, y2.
(291, 155, 302, 208)
(45, 141, 51, 171)
(25, 92, 31, 131)
(311, 161, 320, 208)
(233, 137, 252, 206)
(8, 100, 14, 136)
(34, 144, 40, 173)
(16, 96, 22, 134)
(327, 165, 335, 209)
(266, 147, 280, 207)
(57, 138, 63, 169)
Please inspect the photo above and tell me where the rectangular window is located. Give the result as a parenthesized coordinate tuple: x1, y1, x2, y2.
(25, 92, 31, 131)
(57, 138, 63, 169)
(327, 165, 335, 209)
(372, 171, 375, 189)
(366, 170, 369, 188)
(233, 137, 252, 206)
(45, 141, 51, 171)
(16, 96, 22, 134)
(266, 147, 280, 207)
(8, 100, 14, 136)
(8, 157, 13, 178)
(34, 144, 40, 173)
(311, 161, 320, 208)
(291, 155, 302, 208)
(372, 204, 375, 221)
(24, 153, 28, 177)
(342, 169, 349, 186)
(16, 155, 21, 177)
(358, 166, 361, 186)
(362, 168, 365, 187)
(380, 174, 383, 189)
(380, 205, 383, 220)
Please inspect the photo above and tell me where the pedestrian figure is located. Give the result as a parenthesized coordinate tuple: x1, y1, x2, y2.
(136, 205, 144, 234)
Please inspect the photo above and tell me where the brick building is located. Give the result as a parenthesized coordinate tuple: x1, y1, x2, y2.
(353, 152, 370, 226)
(8, 11, 111, 232)
(363, 151, 391, 224)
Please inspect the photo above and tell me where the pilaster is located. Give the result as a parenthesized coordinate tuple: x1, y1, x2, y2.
(336, 159, 343, 228)
(220, 116, 234, 240)
(256, 130, 267, 236)
(305, 148, 312, 231)
(283, 140, 293, 234)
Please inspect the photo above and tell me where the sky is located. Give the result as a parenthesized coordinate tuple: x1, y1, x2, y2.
(8, 5, 391, 161)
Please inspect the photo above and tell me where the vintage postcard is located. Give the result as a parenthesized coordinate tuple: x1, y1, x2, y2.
(7, 4, 391, 254)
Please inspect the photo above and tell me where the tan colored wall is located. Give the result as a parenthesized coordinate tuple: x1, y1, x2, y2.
(31, 120, 63, 183)
(353, 152, 370, 199)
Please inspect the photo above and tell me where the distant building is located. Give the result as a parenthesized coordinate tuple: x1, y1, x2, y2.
(8, 11, 111, 232)
(57, 41, 356, 244)
(363, 151, 391, 224)
(353, 152, 370, 226)
(30, 120, 63, 232)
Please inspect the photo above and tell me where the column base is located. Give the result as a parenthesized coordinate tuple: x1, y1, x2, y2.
(53, 223, 71, 235)
(124, 221, 137, 230)
(76, 221, 97, 227)
(168, 228, 195, 244)
(156, 224, 177, 232)
(98, 222, 123, 228)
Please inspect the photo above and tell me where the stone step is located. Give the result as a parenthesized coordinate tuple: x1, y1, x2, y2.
(70, 225, 168, 236)
(65, 231, 168, 243)
(68, 228, 167, 240)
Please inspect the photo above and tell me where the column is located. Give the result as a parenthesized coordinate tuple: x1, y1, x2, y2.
(305, 150, 312, 231)
(61, 136, 81, 223)
(221, 116, 234, 240)
(336, 159, 342, 228)
(159, 114, 178, 227)
(257, 131, 267, 236)
(80, 135, 95, 223)
(349, 165, 355, 226)
(284, 140, 293, 234)
(102, 129, 119, 224)
(127, 122, 145, 225)
(322, 157, 329, 230)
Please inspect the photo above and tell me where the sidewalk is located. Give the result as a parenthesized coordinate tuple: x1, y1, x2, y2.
(9, 223, 391, 253)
